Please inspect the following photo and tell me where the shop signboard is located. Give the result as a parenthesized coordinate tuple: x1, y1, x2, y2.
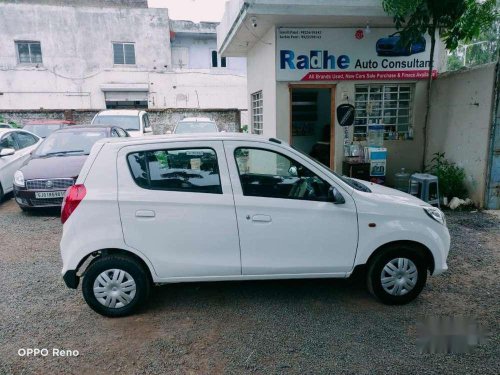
(276, 27, 437, 82)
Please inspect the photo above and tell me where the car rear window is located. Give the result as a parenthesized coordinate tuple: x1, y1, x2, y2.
(174, 122, 218, 134)
(127, 148, 222, 194)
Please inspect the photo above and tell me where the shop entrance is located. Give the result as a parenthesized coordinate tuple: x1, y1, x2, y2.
(289, 85, 336, 169)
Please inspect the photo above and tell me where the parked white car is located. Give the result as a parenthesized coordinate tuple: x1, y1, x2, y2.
(91, 110, 152, 137)
(0, 129, 42, 201)
(60, 134, 450, 317)
(172, 117, 219, 134)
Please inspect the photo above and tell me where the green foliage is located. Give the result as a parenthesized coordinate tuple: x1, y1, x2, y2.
(382, 0, 498, 51)
(426, 152, 468, 200)
(447, 17, 499, 70)
(0, 115, 20, 128)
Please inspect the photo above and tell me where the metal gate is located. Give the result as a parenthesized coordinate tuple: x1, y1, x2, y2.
(486, 62, 500, 209)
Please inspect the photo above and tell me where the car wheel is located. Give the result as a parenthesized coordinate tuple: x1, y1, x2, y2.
(367, 245, 428, 305)
(82, 254, 151, 317)
(0, 185, 4, 202)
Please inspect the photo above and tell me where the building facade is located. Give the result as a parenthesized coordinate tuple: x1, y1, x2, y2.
(0, 1, 248, 126)
(217, 0, 448, 185)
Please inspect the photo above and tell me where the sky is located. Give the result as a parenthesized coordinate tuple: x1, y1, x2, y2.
(148, 0, 227, 22)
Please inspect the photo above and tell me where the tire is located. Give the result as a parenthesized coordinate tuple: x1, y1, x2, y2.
(82, 254, 151, 317)
(367, 245, 428, 305)
(0, 185, 4, 202)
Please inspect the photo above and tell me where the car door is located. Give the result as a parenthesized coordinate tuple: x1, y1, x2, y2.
(0, 132, 22, 193)
(117, 140, 241, 279)
(224, 140, 358, 276)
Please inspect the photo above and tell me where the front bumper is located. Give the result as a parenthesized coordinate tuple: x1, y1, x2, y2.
(63, 270, 79, 289)
(14, 185, 65, 208)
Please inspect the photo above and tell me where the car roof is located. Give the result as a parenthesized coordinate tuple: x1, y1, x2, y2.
(179, 117, 214, 123)
(95, 110, 142, 117)
(97, 133, 286, 147)
(54, 125, 114, 133)
(24, 120, 76, 125)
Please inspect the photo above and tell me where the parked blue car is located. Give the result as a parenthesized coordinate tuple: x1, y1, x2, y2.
(376, 33, 426, 56)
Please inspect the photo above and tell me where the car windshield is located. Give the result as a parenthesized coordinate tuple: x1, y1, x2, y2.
(23, 124, 61, 138)
(174, 122, 218, 134)
(34, 130, 107, 157)
(93, 115, 140, 131)
(291, 145, 371, 193)
(0, 124, 11, 128)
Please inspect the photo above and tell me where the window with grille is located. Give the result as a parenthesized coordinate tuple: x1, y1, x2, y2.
(113, 42, 136, 65)
(251, 91, 263, 135)
(16, 41, 42, 64)
(354, 84, 414, 140)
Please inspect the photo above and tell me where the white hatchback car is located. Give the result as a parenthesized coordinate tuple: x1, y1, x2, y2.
(91, 110, 153, 137)
(0, 129, 42, 201)
(60, 134, 450, 317)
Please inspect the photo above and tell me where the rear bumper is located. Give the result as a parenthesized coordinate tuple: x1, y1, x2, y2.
(14, 186, 64, 208)
(63, 270, 79, 289)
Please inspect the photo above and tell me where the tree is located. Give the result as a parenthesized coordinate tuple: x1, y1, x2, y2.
(447, 17, 500, 69)
(382, 0, 498, 170)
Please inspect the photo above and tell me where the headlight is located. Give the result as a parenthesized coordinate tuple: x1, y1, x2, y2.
(424, 206, 446, 225)
(14, 170, 25, 187)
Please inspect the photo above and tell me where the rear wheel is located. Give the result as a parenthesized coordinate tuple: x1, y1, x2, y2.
(367, 245, 428, 305)
(82, 255, 151, 317)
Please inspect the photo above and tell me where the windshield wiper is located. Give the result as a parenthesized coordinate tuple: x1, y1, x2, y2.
(39, 150, 85, 157)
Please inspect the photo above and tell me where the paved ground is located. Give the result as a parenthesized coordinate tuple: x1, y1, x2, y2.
(0, 197, 499, 374)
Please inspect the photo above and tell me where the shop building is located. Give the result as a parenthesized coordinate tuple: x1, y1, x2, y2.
(217, 0, 447, 185)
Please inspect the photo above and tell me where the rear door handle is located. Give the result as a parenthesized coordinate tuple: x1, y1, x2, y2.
(251, 214, 272, 223)
(135, 210, 155, 218)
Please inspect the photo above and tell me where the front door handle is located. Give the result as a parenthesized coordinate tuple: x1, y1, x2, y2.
(251, 214, 272, 223)
(136, 209, 155, 218)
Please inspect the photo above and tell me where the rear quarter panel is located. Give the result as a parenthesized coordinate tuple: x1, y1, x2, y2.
(60, 143, 156, 276)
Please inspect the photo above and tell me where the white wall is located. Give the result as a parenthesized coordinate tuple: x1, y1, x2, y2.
(247, 26, 277, 137)
(172, 34, 246, 74)
(427, 63, 496, 207)
(0, 3, 248, 112)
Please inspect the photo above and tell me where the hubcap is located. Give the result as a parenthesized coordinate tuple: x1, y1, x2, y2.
(380, 258, 418, 296)
(93, 269, 136, 308)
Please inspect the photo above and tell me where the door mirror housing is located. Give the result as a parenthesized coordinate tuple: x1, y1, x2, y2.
(328, 186, 345, 204)
(0, 148, 15, 157)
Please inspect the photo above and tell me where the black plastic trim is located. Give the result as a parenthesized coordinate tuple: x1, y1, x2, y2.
(269, 138, 282, 144)
(63, 270, 79, 289)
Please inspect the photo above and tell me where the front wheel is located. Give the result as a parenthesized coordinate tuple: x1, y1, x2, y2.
(82, 255, 151, 317)
(367, 246, 428, 305)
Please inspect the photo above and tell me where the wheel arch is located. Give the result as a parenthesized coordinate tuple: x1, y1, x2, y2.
(76, 248, 154, 283)
(364, 240, 435, 274)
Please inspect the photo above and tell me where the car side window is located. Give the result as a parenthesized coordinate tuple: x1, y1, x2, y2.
(127, 148, 222, 194)
(234, 147, 331, 201)
(14, 131, 38, 149)
(111, 129, 120, 137)
(0, 133, 20, 150)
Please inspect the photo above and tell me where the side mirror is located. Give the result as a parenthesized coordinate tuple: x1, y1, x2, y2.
(0, 148, 15, 157)
(166, 130, 172, 135)
(288, 165, 298, 177)
(328, 186, 345, 204)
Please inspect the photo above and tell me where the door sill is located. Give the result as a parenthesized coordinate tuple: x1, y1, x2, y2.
(154, 272, 348, 284)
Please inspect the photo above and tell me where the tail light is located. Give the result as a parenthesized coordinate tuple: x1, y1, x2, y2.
(61, 184, 86, 224)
